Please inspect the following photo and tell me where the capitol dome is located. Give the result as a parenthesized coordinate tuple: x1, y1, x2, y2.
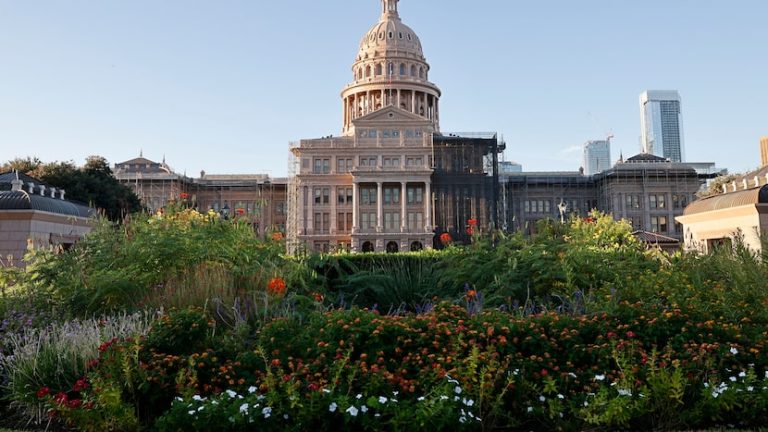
(357, 2, 424, 61)
(341, 0, 441, 135)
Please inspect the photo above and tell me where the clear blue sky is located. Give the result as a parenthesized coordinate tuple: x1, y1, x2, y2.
(1, 0, 766, 177)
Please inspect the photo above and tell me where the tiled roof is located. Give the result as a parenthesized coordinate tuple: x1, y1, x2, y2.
(684, 185, 768, 215)
(0, 190, 94, 218)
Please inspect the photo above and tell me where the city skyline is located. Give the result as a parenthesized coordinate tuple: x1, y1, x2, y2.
(1, 0, 766, 176)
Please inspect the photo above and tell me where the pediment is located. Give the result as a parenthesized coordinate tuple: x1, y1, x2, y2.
(352, 106, 431, 126)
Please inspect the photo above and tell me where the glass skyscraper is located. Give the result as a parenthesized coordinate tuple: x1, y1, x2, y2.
(583, 139, 612, 175)
(640, 90, 684, 162)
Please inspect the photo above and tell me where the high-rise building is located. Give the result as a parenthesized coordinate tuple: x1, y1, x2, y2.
(583, 139, 611, 175)
(640, 90, 684, 162)
(760, 136, 768, 167)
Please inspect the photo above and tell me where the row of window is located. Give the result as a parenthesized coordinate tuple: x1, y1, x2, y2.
(209, 201, 286, 215)
(312, 185, 425, 206)
(356, 62, 425, 80)
(357, 129, 424, 139)
(357, 212, 425, 230)
(627, 194, 690, 210)
(312, 156, 426, 174)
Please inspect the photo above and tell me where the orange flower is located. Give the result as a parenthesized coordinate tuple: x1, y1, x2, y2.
(235, 208, 245, 216)
(439, 233, 452, 245)
(271, 232, 284, 241)
(466, 289, 477, 298)
(467, 218, 477, 227)
(267, 277, 287, 296)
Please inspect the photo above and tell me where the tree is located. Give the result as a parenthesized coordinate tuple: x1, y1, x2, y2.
(2, 156, 142, 221)
(697, 173, 740, 198)
(0, 157, 43, 176)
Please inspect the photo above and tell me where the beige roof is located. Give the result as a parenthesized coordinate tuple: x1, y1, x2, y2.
(684, 185, 768, 215)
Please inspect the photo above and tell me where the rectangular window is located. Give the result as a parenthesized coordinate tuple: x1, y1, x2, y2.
(650, 194, 666, 209)
(407, 186, 423, 204)
(361, 186, 377, 205)
(314, 188, 322, 205)
(651, 216, 668, 233)
(625, 195, 642, 209)
(360, 212, 377, 229)
(313, 158, 330, 174)
(383, 186, 400, 204)
(384, 212, 401, 230)
(407, 212, 423, 230)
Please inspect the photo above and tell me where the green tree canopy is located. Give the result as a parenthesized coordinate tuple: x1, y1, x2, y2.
(2, 156, 142, 220)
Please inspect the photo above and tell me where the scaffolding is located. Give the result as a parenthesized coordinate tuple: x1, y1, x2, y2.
(286, 142, 301, 255)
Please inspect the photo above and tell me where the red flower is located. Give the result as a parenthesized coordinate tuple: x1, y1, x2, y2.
(540, 368, 549, 377)
(267, 277, 287, 296)
(439, 233, 452, 245)
(312, 292, 324, 302)
(36, 387, 50, 398)
(67, 399, 82, 409)
(626, 331, 636, 339)
(73, 378, 89, 392)
(467, 218, 478, 227)
(54, 392, 68, 405)
(236, 208, 245, 216)
(180, 192, 190, 200)
(271, 232, 284, 241)
(607, 331, 617, 339)
(584, 217, 595, 224)
(465, 227, 474, 236)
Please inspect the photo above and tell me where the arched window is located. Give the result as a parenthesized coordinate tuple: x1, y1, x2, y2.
(366, 65, 371, 78)
(362, 241, 374, 253)
(388, 62, 394, 76)
(399, 63, 406, 75)
(410, 65, 416, 76)
(410, 241, 423, 252)
(386, 241, 399, 253)
(419, 67, 424, 79)
(375, 63, 383, 75)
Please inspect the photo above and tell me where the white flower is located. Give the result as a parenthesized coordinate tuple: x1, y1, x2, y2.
(393, 391, 399, 396)
(329, 402, 338, 412)
(446, 374, 459, 384)
(765, 371, 768, 379)
(361, 405, 368, 413)
(375, 413, 381, 417)
(192, 395, 204, 401)
(539, 395, 546, 402)
(739, 371, 747, 378)
(527, 406, 533, 413)
(730, 347, 738, 355)
(568, 372, 577, 378)
(175, 396, 183, 402)
(454, 386, 462, 394)
(284, 414, 289, 420)
(704, 382, 710, 388)
(188, 410, 195, 415)
(595, 374, 606, 381)
(322, 389, 331, 394)
(226, 390, 237, 398)
(378, 396, 388, 404)
(748, 386, 755, 392)
(557, 394, 564, 399)
(197, 406, 204, 412)
(617, 388, 632, 397)
(459, 416, 467, 424)
(712, 391, 719, 398)
(440, 395, 449, 400)
(262, 407, 272, 418)
(239, 403, 249, 414)
(463, 398, 474, 406)
(356, 393, 363, 399)
(730, 376, 737, 382)
(417, 396, 425, 402)
(346, 406, 359, 417)
(248, 386, 257, 394)
(583, 401, 589, 407)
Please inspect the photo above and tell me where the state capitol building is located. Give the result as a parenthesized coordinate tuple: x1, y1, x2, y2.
(115, 0, 716, 255)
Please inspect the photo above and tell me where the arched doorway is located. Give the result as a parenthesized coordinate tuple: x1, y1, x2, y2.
(410, 241, 423, 252)
(386, 241, 399, 253)
(362, 241, 374, 253)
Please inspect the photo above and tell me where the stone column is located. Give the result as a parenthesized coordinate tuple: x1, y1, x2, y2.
(377, 181, 383, 233)
(425, 181, 432, 231)
(330, 186, 338, 235)
(307, 186, 314, 235)
(411, 91, 416, 115)
(352, 182, 359, 233)
(366, 91, 371, 114)
(401, 181, 407, 232)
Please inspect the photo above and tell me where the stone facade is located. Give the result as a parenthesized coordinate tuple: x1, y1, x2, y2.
(115, 157, 288, 235)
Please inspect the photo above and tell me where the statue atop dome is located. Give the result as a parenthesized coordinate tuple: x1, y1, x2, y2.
(381, 0, 399, 17)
